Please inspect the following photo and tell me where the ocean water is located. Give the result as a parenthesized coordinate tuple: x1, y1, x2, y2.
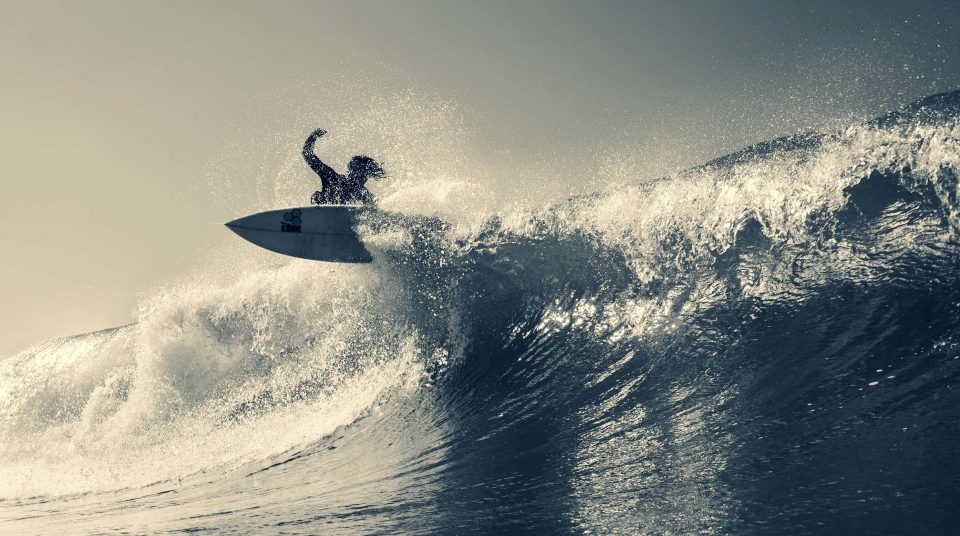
(2, 91, 959, 534)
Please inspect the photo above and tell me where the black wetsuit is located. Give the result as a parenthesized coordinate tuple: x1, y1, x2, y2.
(302, 129, 375, 205)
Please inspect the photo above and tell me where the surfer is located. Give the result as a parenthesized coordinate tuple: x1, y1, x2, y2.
(302, 128, 385, 206)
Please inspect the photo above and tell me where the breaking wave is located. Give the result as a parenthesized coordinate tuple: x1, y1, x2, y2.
(2, 91, 959, 534)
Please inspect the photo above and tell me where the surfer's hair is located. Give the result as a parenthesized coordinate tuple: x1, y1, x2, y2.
(348, 155, 386, 181)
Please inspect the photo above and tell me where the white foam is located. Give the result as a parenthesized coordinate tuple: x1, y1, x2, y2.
(0, 261, 435, 498)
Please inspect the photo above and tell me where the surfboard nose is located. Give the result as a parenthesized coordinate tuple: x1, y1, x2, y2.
(224, 216, 255, 240)
(224, 215, 251, 229)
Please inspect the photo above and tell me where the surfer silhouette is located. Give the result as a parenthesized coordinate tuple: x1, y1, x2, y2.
(302, 128, 385, 206)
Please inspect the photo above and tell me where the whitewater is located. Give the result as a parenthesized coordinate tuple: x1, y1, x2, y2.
(2, 91, 959, 534)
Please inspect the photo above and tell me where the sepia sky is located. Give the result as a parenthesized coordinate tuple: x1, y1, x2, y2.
(2, 0, 959, 356)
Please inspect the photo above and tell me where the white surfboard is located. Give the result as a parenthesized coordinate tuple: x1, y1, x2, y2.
(225, 205, 372, 263)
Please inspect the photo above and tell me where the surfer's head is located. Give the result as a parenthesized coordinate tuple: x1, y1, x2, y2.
(348, 155, 386, 183)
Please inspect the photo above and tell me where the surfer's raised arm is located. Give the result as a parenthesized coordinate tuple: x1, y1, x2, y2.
(302, 128, 341, 193)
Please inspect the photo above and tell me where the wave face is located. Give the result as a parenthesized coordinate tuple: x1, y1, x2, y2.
(2, 91, 960, 534)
